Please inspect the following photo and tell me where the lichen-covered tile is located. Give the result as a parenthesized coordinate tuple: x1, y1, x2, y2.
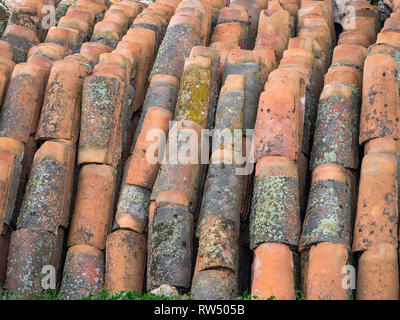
(59, 244, 104, 300)
(2, 25, 39, 63)
(17, 139, 75, 232)
(113, 183, 151, 233)
(310, 84, 359, 170)
(189, 46, 221, 129)
(250, 156, 301, 249)
(149, 14, 202, 81)
(174, 55, 211, 129)
(197, 163, 243, 237)
(196, 215, 238, 272)
(6, 227, 65, 298)
(147, 205, 191, 290)
(78, 69, 125, 167)
(300, 164, 352, 250)
(191, 269, 237, 300)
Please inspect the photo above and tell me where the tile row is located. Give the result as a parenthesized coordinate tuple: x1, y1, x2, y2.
(250, 0, 336, 300)
(102, 0, 204, 297)
(353, 4, 400, 300)
(299, 0, 380, 300)
(2, 0, 155, 298)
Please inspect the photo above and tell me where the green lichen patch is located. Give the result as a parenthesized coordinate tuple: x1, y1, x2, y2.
(197, 215, 238, 271)
(191, 269, 237, 300)
(175, 65, 211, 128)
(55, 0, 77, 24)
(115, 184, 151, 232)
(223, 62, 260, 130)
(80, 75, 122, 148)
(197, 163, 242, 236)
(301, 179, 352, 248)
(18, 159, 67, 232)
(214, 91, 244, 131)
(147, 206, 191, 290)
(150, 24, 201, 81)
(250, 174, 300, 249)
(310, 94, 358, 170)
(59, 250, 104, 300)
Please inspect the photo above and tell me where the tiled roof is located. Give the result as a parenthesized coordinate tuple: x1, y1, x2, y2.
(0, 0, 398, 301)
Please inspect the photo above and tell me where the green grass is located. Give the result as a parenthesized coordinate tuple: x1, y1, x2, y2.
(0, 286, 308, 300)
(0, 1, 9, 31)
(234, 292, 254, 300)
(0, 287, 61, 300)
(0, 287, 189, 301)
(82, 290, 190, 301)
(0, 287, 23, 300)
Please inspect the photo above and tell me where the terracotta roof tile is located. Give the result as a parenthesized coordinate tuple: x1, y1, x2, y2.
(68, 164, 116, 250)
(105, 229, 147, 294)
(149, 206, 192, 290)
(149, 14, 201, 81)
(0, 137, 24, 228)
(36, 59, 89, 142)
(126, 107, 172, 189)
(6, 227, 65, 298)
(250, 156, 301, 249)
(360, 53, 399, 144)
(251, 242, 296, 300)
(59, 244, 104, 300)
(78, 71, 124, 167)
(305, 242, 349, 300)
(254, 75, 301, 162)
(356, 243, 399, 300)
(0, 63, 46, 143)
(353, 153, 398, 252)
(45, 26, 80, 52)
(300, 164, 353, 249)
(191, 269, 238, 300)
(311, 84, 359, 170)
(17, 139, 75, 232)
(2, 24, 40, 63)
(80, 41, 113, 65)
(114, 183, 151, 232)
